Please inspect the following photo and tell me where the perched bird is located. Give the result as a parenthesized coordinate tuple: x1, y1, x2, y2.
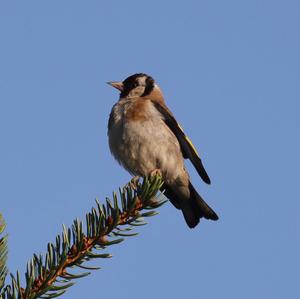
(107, 73, 218, 228)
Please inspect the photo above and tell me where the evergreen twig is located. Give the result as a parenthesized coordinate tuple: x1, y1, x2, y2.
(0, 214, 8, 293)
(0, 175, 165, 299)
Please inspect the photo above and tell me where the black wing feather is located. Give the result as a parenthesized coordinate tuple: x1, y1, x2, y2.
(152, 101, 211, 184)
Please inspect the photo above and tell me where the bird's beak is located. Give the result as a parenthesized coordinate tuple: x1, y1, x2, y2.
(107, 81, 124, 92)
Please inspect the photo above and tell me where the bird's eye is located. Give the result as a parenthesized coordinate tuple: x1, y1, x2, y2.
(134, 81, 139, 87)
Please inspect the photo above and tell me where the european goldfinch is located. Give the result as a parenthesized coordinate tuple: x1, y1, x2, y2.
(107, 73, 218, 228)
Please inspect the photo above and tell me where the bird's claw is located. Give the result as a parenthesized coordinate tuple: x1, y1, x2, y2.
(129, 176, 140, 190)
(149, 168, 162, 177)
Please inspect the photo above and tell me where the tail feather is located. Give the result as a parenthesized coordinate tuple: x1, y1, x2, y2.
(162, 182, 218, 228)
(188, 182, 218, 222)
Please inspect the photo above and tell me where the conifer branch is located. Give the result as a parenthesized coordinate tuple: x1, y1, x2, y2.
(0, 175, 166, 299)
(0, 215, 8, 293)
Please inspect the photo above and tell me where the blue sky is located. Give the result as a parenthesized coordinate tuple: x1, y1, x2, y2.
(0, 1, 299, 298)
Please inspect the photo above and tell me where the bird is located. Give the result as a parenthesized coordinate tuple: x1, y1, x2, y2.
(107, 73, 218, 228)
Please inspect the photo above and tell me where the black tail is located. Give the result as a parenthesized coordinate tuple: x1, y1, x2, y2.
(187, 182, 218, 225)
(162, 182, 218, 228)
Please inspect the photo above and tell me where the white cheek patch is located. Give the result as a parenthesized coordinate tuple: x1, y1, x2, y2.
(128, 86, 146, 97)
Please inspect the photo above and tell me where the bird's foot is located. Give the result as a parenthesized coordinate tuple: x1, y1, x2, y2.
(129, 176, 140, 190)
(149, 168, 162, 177)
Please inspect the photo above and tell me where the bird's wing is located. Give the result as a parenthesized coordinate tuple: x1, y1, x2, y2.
(152, 101, 211, 184)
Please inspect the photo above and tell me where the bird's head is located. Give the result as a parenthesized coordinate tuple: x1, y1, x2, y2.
(108, 73, 163, 99)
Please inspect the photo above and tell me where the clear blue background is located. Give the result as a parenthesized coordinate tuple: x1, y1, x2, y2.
(0, 1, 299, 298)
